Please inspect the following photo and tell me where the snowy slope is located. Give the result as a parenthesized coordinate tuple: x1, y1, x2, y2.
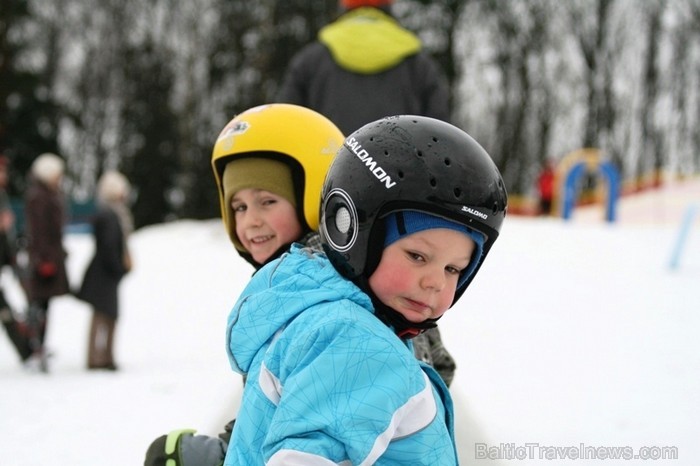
(1, 180, 699, 465)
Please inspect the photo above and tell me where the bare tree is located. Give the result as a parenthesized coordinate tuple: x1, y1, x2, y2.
(7, 0, 700, 221)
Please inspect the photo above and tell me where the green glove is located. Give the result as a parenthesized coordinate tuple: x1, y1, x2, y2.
(145, 428, 227, 466)
(144, 428, 197, 466)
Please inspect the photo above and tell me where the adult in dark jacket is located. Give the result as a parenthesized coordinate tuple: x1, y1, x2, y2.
(277, 0, 451, 135)
(278, 0, 457, 385)
(24, 152, 69, 370)
(79, 171, 133, 371)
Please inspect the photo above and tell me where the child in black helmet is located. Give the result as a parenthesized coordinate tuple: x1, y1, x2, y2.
(223, 115, 507, 465)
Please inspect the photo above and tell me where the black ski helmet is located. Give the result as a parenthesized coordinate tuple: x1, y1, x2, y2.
(319, 115, 507, 305)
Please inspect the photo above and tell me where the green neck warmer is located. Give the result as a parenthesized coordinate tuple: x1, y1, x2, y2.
(319, 7, 421, 74)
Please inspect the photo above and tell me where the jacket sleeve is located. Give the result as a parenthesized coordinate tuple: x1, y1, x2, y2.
(93, 209, 126, 277)
(261, 308, 445, 465)
(277, 54, 305, 105)
(412, 52, 451, 123)
(25, 189, 66, 266)
(277, 44, 322, 106)
(422, 326, 457, 387)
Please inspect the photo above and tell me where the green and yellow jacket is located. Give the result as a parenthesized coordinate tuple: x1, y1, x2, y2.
(278, 7, 450, 135)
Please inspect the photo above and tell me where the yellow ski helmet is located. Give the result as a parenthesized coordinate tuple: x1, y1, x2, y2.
(211, 103, 344, 250)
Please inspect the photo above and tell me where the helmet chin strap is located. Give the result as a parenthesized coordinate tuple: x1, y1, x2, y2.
(357, 276, 439, 339)
(353, 275, 442, 340)
(379, 305, 439, 339)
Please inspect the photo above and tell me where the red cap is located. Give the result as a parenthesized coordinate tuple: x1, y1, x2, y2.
(340, 0, 393, 9)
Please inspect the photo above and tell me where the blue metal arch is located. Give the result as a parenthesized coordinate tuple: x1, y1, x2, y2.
(562, 160, 620, 222)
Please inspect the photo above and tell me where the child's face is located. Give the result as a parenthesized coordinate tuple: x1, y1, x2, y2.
(368, 228, 475, 323)
(232, 188, 302, 265)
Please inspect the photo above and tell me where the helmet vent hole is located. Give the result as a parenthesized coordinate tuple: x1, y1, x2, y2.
(398, 170, 405, 179)
(454, 188, 461, 197)
(335, 207, 352, 234)
(430, 177, 437, 187)
(444, 158, 451, 166)
(417, 150, 423, 157)
(432, 137, 438, 142)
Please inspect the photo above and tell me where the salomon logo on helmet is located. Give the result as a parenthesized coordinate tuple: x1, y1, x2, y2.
(462, 206, 488, 220)
(345, 136, 396, 189)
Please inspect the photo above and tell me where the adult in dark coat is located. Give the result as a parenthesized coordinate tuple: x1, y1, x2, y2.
(277, 0, 457, 386)
(277, 0, 451, 136)
(24, 153, 69, 369)
(79, 171, 133, 371)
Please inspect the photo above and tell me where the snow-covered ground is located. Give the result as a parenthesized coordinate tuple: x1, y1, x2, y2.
(1, 179, 699, 465)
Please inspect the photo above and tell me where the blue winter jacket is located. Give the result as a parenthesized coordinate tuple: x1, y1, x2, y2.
(224, 244, 458, 465)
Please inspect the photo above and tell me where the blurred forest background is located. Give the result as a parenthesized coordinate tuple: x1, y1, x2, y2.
(1, 0, 699, 229)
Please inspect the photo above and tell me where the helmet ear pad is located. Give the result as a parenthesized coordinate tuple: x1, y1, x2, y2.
(319, 187, 385, 283)
(320, 188, 359, 278)
(362, 221, 386, 283)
